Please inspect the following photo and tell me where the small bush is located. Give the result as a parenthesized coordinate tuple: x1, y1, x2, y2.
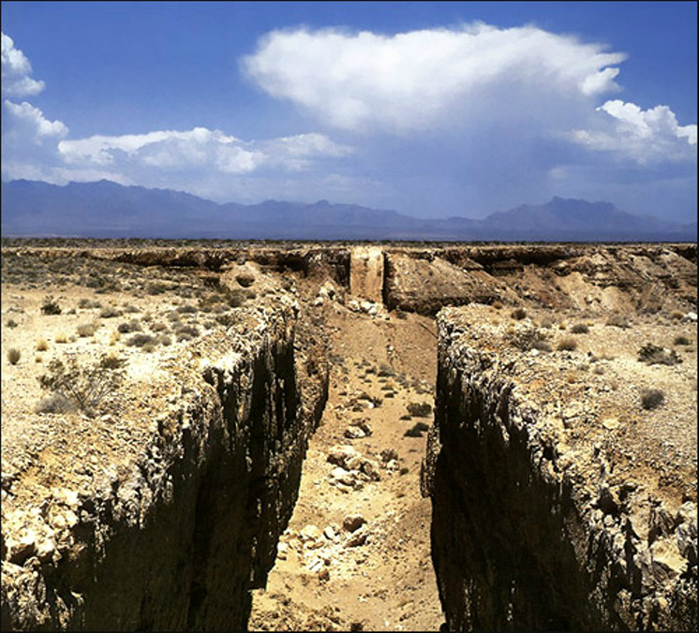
(176, 324, 199, 338)
(126, 333, 156, 347)
(5, 318, 18, 328)
(76, 322, 97, 337)
(506, 327, 550, 352)
(511, 308, 527, 320)
(37, 355, 126, 416)
(146, 282, 168, 295)
(606, 314, 630, 329)
(407, 402, 432, 417)
(35, 394, 73, 414)
(55, 333, 68, 344)
(674, 335, 691, 346)
(637, 343, 681, 366)
(150, 322, 168, 332)
(556, 337, 578, 352)
(670, 310, 684, 320)
(78, 298, 92, 309)
(36, 339, 48, 352)
(176, 304, 198, 314)
(570, 323, 589, 334)
(117, 319, 142, 334)
(641, 388, 665, 410)
(7, 348, 21, 365)
(158, 334, 172, 346)
(236, 272, 256, 288)
(99, 306, 122, 319)
(404, 421, 430, 437)
(41, 295, 61, 315)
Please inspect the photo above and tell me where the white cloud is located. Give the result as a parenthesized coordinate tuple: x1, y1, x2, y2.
(242, 24, 627, 132)
(1, 32, 45, 97)
(572, 99, 697, 163)
(58, 127, 353, 175)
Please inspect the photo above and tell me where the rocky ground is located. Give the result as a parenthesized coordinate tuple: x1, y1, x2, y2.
(1, 242, 696, 631)
(249, 289, 444, 632)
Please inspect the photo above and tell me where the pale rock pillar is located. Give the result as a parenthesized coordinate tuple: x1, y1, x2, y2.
(349, 246, 384, 303)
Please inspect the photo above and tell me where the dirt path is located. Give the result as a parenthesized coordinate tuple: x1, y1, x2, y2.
(249, 299, 444, 631)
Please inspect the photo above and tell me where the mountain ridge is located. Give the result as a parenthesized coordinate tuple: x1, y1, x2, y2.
(1, 179, 695, 242)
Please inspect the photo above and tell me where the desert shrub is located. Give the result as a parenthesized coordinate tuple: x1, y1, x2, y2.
(37, 355, 127, 416)
(176, 324, 199, 338)
(215, 313, 236, 327)
(117, 319, 142, 334)
(606, 314, 630, 329)
(142, 343, 156, 353)
(126, 333, 156, 347)
(146, 282, 168, 295)
(407, 402, 432, 417)
(570, 323, 589, 334)
(506, 327, 550, 352)
(35, 394, 73, 414)
(36, 339, 48, 351)
(76, 322, 97, 337)
(176, 304, 197, 314)
(41, 295, 61, 315)
(7, 348, 21, 365)
(99, 306, 122, 319)
(556, 337, 578, 352)
(492, 300, 503, 310)
(511, 307, 527, 320)
(226, 288, 249, 308)
(674, 335, 691, 346)
(404, 421, 430, 437)
(637, 343, 681, 366)
(150, 322, 168, 332)
(377, 363, 395, 377)
(670, 310, 684, 320)
(78, 298, 93, 309)
(5, 318, 18, 328)
(158, 334, 172, 346)
(55, 333, 68, 344)
(640, 388, 665, 410)
(123, 303, 140, 313)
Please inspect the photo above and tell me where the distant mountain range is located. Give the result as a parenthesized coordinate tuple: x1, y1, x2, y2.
(1, 179, 696, 242)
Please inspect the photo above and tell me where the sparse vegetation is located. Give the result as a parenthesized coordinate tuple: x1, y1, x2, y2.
(570, 323, 589, 334)
(36, 339, 48, 351)
(76, 322, 97, 337)
(41, 295, 61, 315)
(556, 337, 578, 352)
(5, 318, 18, 328)
(674, 335, 691, 346)
(511, 307, 527, 320)
(606, 314, 630, 329)
(126, 333, 156, 347)
(637, 343, 681, 366)
(37, 354, 127, 416)
(640, 388, 665, 410)
(506, 327, 551, 352)
(7, 348, 21, 365)
(99, 305, 122, 319)
(407, 402, 432, 418)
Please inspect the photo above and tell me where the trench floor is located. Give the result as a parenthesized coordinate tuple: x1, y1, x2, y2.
(249, 301, 444, 631)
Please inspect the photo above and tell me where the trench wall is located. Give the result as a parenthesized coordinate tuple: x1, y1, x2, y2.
(1, 301, 328, 631)
(424, 311, 697, 631)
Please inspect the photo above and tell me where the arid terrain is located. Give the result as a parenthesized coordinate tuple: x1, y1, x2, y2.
(1, 240, 696, 631)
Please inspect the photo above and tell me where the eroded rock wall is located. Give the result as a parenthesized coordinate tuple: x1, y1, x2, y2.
(1, 299, 328, 631)
(425, 308, 697, 631)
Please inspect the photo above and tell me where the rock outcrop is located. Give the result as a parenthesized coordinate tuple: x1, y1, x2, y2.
(1, 293, 328, 630)
(425, 306, 697, 631)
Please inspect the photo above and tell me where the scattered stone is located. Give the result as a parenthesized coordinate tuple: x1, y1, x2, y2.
(346, 526, 369, 547)
(323, 526, 336, 541)
(602, 418, 620, 430)
(343, 514, 366, 532)
(300, 525, 322, 542)
(344, 425, 366, 439)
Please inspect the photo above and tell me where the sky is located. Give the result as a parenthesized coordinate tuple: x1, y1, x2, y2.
(1, 1, 697, 223)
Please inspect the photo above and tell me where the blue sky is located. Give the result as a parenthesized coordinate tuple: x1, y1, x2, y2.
(2, 1, 696, 222)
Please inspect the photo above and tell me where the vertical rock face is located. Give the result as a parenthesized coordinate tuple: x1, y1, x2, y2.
(425, 307, 697, 632)
(349, 246, 384, 302)
(1, 299, 328, 631)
